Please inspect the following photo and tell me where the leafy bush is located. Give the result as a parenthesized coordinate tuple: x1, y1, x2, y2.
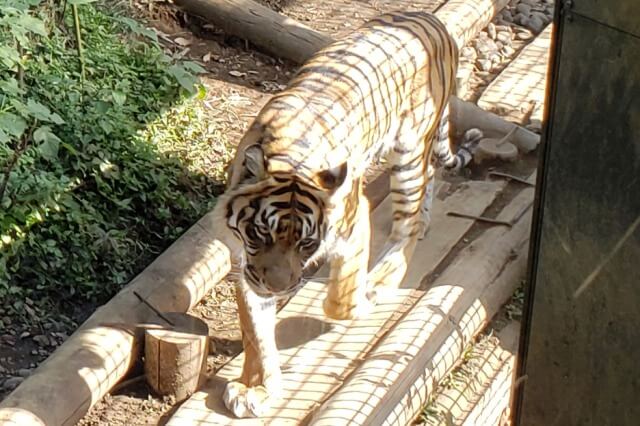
(0, 0, 223, 319)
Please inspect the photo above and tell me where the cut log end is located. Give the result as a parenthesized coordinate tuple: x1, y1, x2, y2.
(144, 313, 210, 402)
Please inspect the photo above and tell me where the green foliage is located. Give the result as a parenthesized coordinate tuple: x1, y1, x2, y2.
(0, 0, 222, 317)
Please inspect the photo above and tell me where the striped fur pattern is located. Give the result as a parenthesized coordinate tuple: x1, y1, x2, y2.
(213, 11, 462, 418)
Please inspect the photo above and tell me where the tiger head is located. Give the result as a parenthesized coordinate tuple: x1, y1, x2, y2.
(223, 142, 348, 297)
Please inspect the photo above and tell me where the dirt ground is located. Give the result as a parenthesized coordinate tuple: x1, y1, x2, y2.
(1, 0, 545, 424)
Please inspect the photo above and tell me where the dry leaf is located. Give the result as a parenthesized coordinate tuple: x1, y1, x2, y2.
(229, 70, 247, 78)
(174, 37, 191, 46)
(203, 52, 212, 62)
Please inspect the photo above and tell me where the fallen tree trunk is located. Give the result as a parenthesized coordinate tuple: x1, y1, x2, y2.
(175, 0, 510, 63)
(175, 0, 538, 151)
(172, 0, 332, 63)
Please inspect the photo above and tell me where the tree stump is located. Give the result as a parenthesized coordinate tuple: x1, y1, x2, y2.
(144, 312, 209, 402)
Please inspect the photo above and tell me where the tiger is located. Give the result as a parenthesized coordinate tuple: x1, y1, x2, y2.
(211, 11, 472, 418)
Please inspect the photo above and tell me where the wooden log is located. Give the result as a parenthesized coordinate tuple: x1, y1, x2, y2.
(424, 321, 520, 425)
(0, 214, 232, 426)
(145, 313, 210, 402)
(450, 96, 540, 153)
(310, 184, 534, 425)
(172, 0, 332, 63)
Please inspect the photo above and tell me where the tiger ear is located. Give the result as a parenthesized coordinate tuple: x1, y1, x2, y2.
(243, 144, 267, 180)
(315, 162, 348, 191)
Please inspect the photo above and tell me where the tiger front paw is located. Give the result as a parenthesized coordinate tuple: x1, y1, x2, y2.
(223, 377, 282, 418)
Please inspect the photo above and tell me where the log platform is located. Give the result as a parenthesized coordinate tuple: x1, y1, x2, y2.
(166, 172, 535, 425)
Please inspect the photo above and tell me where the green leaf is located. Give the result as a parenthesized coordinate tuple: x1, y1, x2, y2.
(0, 46, 20, 68)
(182, 61, 206, 74)
(49, 112, 65, 125)
(26, 99, 52, 122)
(0, 128, 9, 143)
(167, 65, 197, 93)
(68, 0, 98, 4)
(34, 126, 61, 161)
(112, 91, 126, 106)
(0, 112, 27, 138)
(15, 15, 47, 36)
(115, 16, 158, 43)
(0, 78, 25, 96)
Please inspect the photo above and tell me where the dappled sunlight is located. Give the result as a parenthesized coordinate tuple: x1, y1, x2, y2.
(478, 25, 552, 122)
(419, 332, 514, 425)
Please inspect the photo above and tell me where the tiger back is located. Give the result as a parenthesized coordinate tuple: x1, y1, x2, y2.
(214, 11, 461, 418)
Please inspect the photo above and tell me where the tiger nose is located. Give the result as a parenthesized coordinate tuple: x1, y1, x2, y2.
(262, 265, 301, 290)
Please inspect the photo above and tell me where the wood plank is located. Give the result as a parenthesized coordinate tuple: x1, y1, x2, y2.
(311, 185, 534, 426)
(166, 180, 505, 425)
(422, 321, 520, 426)
(477, 25, 553, 124)
(462, 322, 519, 426)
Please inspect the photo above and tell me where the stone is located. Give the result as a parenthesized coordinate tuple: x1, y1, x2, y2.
(501, 10, 514, 22)
(516, 29, 534, 41)
(531, 11, 551, 25)
(501, 46, 516, 57)
(33, 334, 49, 347)
(16, 368, 31, 378)
(514, 13, 529, 26)
(515, 3, 532, 15)
(487, 23, 497, 40)
(473, 37, 499, 58)
(476, 58, 493, 72)
(496, 31, 512, 44)
(2, 376, 24, 392)
(495, 25, 512, 33)
(527, 16, 545, 33)
(460, 46, 477, 60)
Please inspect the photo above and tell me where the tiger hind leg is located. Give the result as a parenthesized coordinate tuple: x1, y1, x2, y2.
(223, 282, 281, 418)
(419, 163, 436, 240)
(420, 103, 482, 239)
(367, 128, 431, 297)
(323, 185, 373, 320)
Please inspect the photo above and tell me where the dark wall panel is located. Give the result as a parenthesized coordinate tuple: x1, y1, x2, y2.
(573, 0, 640, 37)
(516, 7, 640, 426)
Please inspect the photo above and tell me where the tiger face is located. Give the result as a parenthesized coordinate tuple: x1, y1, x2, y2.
(225, 144, 348, 297)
